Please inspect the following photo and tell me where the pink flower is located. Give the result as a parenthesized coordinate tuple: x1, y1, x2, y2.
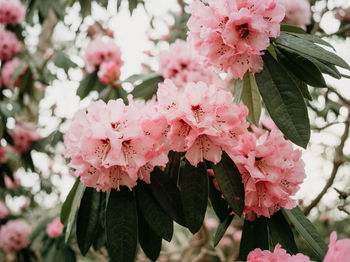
(64, 97, 169, 191)
(279, 0, 311, 29)
(334, 7, 350, 22)
(157, 80, 249, 166)
(0, 220, 31, 252)
(205, 217, 219, 230)
(4, 174, 21, 189)
(233, 230, 242, 243)
(97, 61, 121, 85)
(158, 40, 223, 87)
(228, 130, 305, 218)
(84, 37, 123, 73)
(10, 123, 41, 154)
(324, 232, 350, 262)
(46, 218, 64, 239)
(0, 0, 25, 26)
(0, 146, 7, 164)
(0, 202, 8, 219)
(0, 30, 21, 61)
(251, 117, 278, 138)
(187, 0, 285, 79)
(245, 244, 313, 262)
(1, 58, 27, 88)
(87, 21, 114, 39)
(219, 236, 233, 247)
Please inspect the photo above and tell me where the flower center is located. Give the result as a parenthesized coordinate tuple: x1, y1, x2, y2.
(236, 23, 250, 39)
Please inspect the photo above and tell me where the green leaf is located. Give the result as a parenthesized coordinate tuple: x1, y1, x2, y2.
(286, 32, 335, 50)
(131, 74, 164, 100)
(179, 161, 208, 234)
(10, 61, 25, 88)
(213, 152, 245, 217)
(282, 207, 327, 260)
(128, 0, 138, 14)
(54, 51, 77, 73)
(267, 211, 298, 254)
(61, 178, 80, 225)
(77, 188, 101, 256)
(242, 72, 262, 126)
(124, 72, 159, 83)
(280, 24, 306, 34)
(138, 211, 162, 262)
(255, 52, 310, 148)
(116, 0, 122, 11)
(135, 182, 173, 241)
(65, 182, 85, 243)
(150, 168, 186, 226)
(276, 33, 350, 70)
(209, 177, 230, 222)
(77, 71, 98, 99)
(303, 55, 342, 79)
(238, 217, 269, 261)
(276, 46, 327, 87)
(214, 214, 234, 247)
(106, 188, 138, 262)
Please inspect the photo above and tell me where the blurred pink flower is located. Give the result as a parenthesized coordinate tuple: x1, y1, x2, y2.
(219, 236, 232, 247)
(46, 218, 64, 239)
(205, 217, 219, 230)
(10, 123, 41, 154)
(234, 230, 242, 243)
(0, 220, 30, 252)
(1, 58, 27, 88)
(279, 0, 311, 29)
(334, 7, 350, 22)
(97, 61, 121, 85)
(0, 201, 9, 219)
(0, 0, 25, 26)
(324, 231, 350, 262)
(4, 174, 21, 190)
(0, 30, 21, 61)
(0, 146, 7, 164)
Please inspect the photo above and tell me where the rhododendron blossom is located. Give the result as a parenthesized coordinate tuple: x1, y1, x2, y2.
(10, 123, 41, 154)
(187, 0, 285, 79)
(251, 117, 278, 138)
(158, 40, 222, 87)
(324, 232, 350, 262)
(228, 130, 305, 218)
(84, 37, 123, 73)
(157, 79, 249, 166)
(279, 0, 311, 29)
(0, 201, 8, 219)
(0, 146, 7, 163)
(4, 174, 21, 189)
(64, 96, 168, 191)
(1, 58, 27, 88)
(244, 244, 313, 262)
(0, 0, 25, 26)
(97, 61, 121, 85)
(0, 220, 30, 252)
(334, 7, 350, 22)
(46, 218, 64, 239)
(0, 30, 21, 61)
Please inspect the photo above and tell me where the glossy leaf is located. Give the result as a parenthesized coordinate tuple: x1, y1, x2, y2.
(179, 161, 208, 234)
(213, 152, 245, 217)
(286, 32, 335, 50)
(209, 177, 230, 222)
(214, 214, 234, 247)
(280, 24, 306, 34)
(255, 52, 310, 148)
(242, 72, 262, 126)
(131, 74, 164, 100)
(106, 188, 138, 262)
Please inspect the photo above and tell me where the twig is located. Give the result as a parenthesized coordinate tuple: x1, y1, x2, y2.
(312, 120, 350, 131)
(320, 24, 350, 37)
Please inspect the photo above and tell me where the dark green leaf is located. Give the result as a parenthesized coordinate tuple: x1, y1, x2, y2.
(135, 182, 173, 241)
(242, 72, 262, 126)
(61, 178, 80, 225)
(282, 207, 327, 260)
(117, 0, 122, 11)
(106, 188, 138, 262)
(124, 72, 159, 83)
(209, 177, 230, 222)
(179, 161, 208, 234)
(238, 218, 268, 260)
(77, 72, 98, 99)
(280, 24, 306, 34)
(54, 51, 77, 73)
(77, 188, 101, 256)
(10, 61, 25, 88)
(150, 168, 186, 226)
(164, 151, 181, 182)
(138, 211, 162, 261)
(286, 32, 335, 50)
(214, 214, 234, 247)
(267, 211, 298, 254)
(128, 0, 138, 14)
(255, 52, 310, 148)
(131, 74, 164, 100)
(303, 55, 342, 79)
(213, 152, 245, 217)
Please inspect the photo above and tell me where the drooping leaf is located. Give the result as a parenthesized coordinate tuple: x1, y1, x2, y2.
(77, 188, 101, 256)
(77, 71, 98, 99)
(54, 51, 77, 73)
(150, 168, 186, 226)
(179, 161, 208, 234)
(61, 178, 80, 225)
(303, 55, 342, 79)
(135, 182, 173, 241)
(10, 61, 26, 88)
(209, 177, 231, 222)
(106, 188, 138, 262)
(280, 24, 306, 34)
(165, 151, 181, 182)
(131, 74, 164, 100)
(285, 32, 335, 50)
(213, 152, 245, 217)
(214, 214, 234, 247)
(255, 52, 310, 148)
(242, 72, 262, 126)
(282, 207, 327, 260)
(238, 217, 269, 260)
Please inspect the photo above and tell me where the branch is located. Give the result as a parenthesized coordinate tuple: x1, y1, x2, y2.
(303, 114, 350, 215)
(320, 24, 350, 37)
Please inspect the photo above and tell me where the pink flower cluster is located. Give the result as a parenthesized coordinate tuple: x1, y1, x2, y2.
(0, 30, 21, 61)
(1, 57, 27, 88)
(158, 40, 222, 87)
(324, 232, 350, 262)
(0, 201, 8, 219)
(5, 174, 21, 189)
(46, 218, 64, 239)
(0, 0, 25, 26)
(64, 96, 168, 191)
(10, 123, 41, 154)
(187, 0, 285, 79)
(245, 244, 313, 262)
(0, 220, 30, 252)
(84, 37, 123, 85)
(279, 0, 311, 29)
(334, 7, 350, 22)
